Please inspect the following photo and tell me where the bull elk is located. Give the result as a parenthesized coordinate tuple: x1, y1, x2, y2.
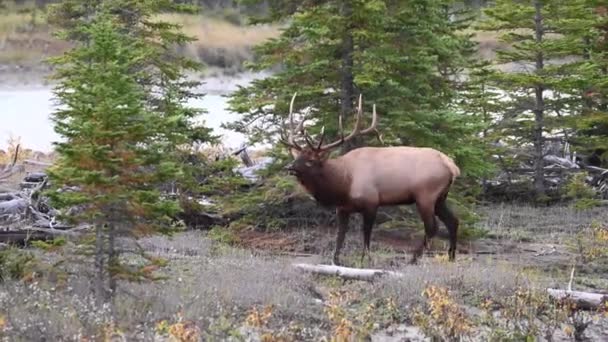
(279, 93, 461, 265)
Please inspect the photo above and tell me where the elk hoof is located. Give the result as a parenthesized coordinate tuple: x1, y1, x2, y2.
(360, 251, 374, 267)
(409, 254, 420, 265)
(332, 256, 342, 266)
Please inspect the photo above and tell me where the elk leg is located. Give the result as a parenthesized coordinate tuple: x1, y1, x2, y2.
(435, 197, 459, 261)
(360, 209, 377, 265)
(333, 209, 350, 266)
(410, 202, 438, 264)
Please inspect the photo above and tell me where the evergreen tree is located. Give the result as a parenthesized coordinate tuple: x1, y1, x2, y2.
(45, 0, 213, 304)
(229, 0, 490, 179)
(572, 1, 608, 164)
(478, 0, 593, 199)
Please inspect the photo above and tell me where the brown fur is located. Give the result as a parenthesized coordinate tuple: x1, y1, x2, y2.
(280, 93, 460, 265)
(287, 145, 461, 265)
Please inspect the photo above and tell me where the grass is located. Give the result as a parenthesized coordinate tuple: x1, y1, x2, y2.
(0, 203, 607, 340)
(475, 203, 608, 243)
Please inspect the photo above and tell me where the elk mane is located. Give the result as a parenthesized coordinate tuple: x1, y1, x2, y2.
(297, 159, 352, 207)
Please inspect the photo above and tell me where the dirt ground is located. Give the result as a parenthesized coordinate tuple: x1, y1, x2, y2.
(233, 204, 608, 289)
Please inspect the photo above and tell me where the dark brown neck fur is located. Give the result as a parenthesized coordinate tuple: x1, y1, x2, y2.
(297, 158, 352, 208)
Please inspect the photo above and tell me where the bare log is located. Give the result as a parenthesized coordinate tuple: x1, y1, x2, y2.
(293, 263, 404, 281)
(0, 229, 77, 244)
(547, 289, 608, 310)
(22, 160, 53, 167)
(0, 193, 22, 201)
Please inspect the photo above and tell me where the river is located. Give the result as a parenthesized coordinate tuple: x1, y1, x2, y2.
(0, 71, 270, 153)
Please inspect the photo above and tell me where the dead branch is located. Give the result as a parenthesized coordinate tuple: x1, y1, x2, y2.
(292, 263, 404, 282)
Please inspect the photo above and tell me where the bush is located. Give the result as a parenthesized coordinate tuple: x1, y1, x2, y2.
(0, 247, 35, 281)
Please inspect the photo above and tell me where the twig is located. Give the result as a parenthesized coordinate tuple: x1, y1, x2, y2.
(568, 264, 575, 292)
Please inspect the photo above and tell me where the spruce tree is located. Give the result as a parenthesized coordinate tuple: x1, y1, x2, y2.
(45, 1, 213, 304)
(228, 0, 490, 178)
(478, 0, 593, 199)
(572, 1, 608, 163)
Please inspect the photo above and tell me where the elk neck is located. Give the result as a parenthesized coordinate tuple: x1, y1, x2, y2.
(298, 158, 352, 207)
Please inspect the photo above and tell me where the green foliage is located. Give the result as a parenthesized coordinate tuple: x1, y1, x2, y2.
(228, 0, 492, 180)
(31, 237, 67, 252)
(0, 248, 35, 281)
(563, 173, 600, 209)
(207, 226, 240, 245)
(43, 0, 215, 303)
(573, 1, 608, 158)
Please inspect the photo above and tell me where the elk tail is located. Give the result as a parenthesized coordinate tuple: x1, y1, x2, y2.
(439, 153, 461, 183)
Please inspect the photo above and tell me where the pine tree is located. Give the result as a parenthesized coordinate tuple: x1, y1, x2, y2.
(478, 0, 594, 199)
(45, 0, 213, 304)
(228, 0, 490, 178)
(572, 1, 608, 163)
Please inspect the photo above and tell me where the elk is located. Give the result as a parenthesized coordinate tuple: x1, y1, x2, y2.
(279, 93, 461, 265)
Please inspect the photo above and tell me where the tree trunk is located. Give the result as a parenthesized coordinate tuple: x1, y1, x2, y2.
(94, 223, 106, 306)
(339, 0, 357, 154)
(107, 222, 117, 302)
(533, 0, 546, 198)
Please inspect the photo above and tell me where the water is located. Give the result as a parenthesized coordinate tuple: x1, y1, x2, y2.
(0, 72, 269, 153)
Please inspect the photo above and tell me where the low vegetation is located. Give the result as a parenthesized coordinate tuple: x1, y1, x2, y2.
(1, 207, 607, 341)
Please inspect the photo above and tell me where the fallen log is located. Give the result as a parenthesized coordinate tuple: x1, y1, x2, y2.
(0, 198, 27, 215)
(22, 160, 53, 167)
(0, 227, 82, 244)
(547, 289, 608, 310)
(293, 263, 404, 282)
(0, 192, 22, 201)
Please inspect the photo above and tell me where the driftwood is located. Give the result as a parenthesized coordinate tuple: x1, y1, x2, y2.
(22, 159, 53, 167)
(0, 198, 28, 215)
(293, 263, 404, 281)
(547, 289, 608, 310)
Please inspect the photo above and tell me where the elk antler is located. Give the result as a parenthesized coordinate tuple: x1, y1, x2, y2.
(278, 93, 380, 152)
(279, 92, 306, 151)
(316, 94, 378, 151)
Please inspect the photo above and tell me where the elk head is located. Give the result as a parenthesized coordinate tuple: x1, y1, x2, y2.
(278, 92, 379, 178)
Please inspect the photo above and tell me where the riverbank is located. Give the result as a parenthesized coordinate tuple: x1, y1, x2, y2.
(0, 70, 272, 153)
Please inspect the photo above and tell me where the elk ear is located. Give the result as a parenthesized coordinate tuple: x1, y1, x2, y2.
(290, 148, 301, 159)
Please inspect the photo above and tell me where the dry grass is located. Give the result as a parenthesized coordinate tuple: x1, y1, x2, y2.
(0, 9, 281, 73)
(0, 223, 607, 340)
(475, 203, 608, 242)
(0, 232, 326, 340)
(155, 13, 280, 50)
